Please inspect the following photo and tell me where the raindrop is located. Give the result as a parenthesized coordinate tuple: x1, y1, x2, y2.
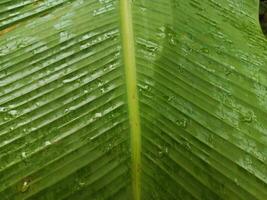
(240, 111, 254, 123)
(168, 36, 176, 46)
(182, 141, 191, 151)
(215, 47, 223, 55)
(105, 143, 112, 153)
(158, 146, 169, 158)
(23, 128, 28, 133)
(167, 96, 176, 102)
(62, 77, 76, 84)
(20, 180, 30, 193)
(139, 6, 146, 12)
(35, 102, 40, 107)
(45, 141, 51, 146)
(0, 107, 7, 112)
(175, 118, 188, 128)
(78, 181, 85, 187)
(95, 112, 102, 118)
(208, 134, 215, 146)
(4, 117, 9, 121)
(224, 67, 232, 76)
(165, 25, 177, 46)
(164, 147, 169, 154)
(8, 110, 18, 117)
(59, 31, 71, 42)
(21, 152, 27, 159)
(158, 150, 164, 158)
(8, 104, 16, 109)
(97, 79, 104, 87)
(201, 48, 209, 54)
(100, 87, 105, 93)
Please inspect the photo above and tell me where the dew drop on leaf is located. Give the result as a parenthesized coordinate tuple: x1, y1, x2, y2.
(175, 118, 188, 128)
(21, 152, 27, 159)
(8, 110, 18, 117)
(45, 141, 51, 146)
(19, 180, 30, 193)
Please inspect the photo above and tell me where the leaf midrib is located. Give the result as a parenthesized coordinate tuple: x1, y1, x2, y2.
(119, 1, 141, 200)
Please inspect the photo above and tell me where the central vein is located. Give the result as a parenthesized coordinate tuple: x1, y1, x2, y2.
(119, 0, 141, 200)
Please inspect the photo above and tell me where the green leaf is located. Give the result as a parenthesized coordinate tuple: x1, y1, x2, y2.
(0, 0, 267, 200)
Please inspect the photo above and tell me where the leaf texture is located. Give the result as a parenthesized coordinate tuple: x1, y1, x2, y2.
(0, 0, 131, 199)
(1, 0, 267, 200)
(134, 0, 267, 199)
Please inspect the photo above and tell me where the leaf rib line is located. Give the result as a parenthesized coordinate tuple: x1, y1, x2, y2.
(119, 1, 141, 200)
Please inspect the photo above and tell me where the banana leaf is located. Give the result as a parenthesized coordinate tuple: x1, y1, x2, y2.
(0, 0, 267, 199)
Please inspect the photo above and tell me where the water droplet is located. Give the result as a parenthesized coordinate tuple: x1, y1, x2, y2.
(59, 31, 71, 42)
(20, 180, 30, 193)
(95, 112, 102, 118)
(0, 107, 7, 112)
(3, 140, 8, 145)
(176, 118, 188, 128)
(97, 80, 103, 87)
(8, 104, 16, 109)
(182, 141, 191, 151)
(4, 117, 9, 121)
(45, 141, 51, 146)
(105, 143, 112, 153)
(224, 67, 232, 76)
(240, 111, 254, 123)
(201, 48, 209, 54)
(207, 134, 215, 146)
(100, 88, 105, 93)
(215, 47, 223, 55)
(21, 152, 27, 159)
(8, 110, 18, 117)
(158, 145, 169, 158)
(62, 77, 76, 84)
(165, 25, 177, 46)
(109, 63, 116, 70)
(168, 36, 176, 46)
(23, 128, 29, 133)
(234, 178, 239, 186)
(78, 181, 85, 187)
(167, 96, 175, 102)
(165, 147, 169, 153)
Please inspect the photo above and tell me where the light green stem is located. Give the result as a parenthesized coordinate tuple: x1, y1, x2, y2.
(119, 1, 141, 200)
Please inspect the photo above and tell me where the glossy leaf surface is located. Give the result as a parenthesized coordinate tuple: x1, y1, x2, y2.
(0, 0, 267, 200)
